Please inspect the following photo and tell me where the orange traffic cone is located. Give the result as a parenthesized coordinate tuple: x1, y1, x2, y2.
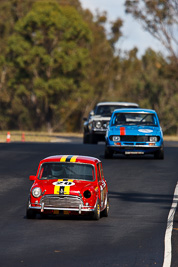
(6, 132, 11, 143)
(21, 132, 25, 142)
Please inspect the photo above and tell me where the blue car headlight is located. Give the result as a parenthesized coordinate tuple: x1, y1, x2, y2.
(149, 136, 158, 142)
(113, 136, 121, 141)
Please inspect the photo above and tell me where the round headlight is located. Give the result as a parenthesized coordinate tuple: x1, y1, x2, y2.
(150, 136, 157, 142)
(96, 121, 102, 129)
(113, 136, 120, 141)
(32, 187, 42, 198)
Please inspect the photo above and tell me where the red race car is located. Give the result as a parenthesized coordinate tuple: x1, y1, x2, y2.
(26, 155, 109, 220)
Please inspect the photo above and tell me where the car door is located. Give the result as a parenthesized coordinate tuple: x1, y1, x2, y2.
(96, 163, 107, 210)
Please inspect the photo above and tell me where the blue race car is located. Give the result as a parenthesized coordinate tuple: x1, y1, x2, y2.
(105, 108, 164, 159)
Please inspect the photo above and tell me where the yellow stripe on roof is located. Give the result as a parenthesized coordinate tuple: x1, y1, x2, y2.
(60, 155, 68, 162)
(70, 156, 78, 162)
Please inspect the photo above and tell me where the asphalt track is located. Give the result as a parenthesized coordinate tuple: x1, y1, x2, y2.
(0, 140, 178, 267)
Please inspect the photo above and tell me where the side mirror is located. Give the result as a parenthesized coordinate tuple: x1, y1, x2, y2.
(90, 110, 94, 116)
(83, 117, 87, 121)
(29, 175, 36, 181)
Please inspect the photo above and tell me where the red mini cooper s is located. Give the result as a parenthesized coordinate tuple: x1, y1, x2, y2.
(26, 155, 109, 220)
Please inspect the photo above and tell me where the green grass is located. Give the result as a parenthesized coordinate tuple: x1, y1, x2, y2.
(0, 131, 82, 143)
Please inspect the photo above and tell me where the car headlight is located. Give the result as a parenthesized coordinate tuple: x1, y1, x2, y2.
(95, 121, 102, 129)
(103, 122, 109, 129)
(113, 136, 120, 141)
(32, 187, 42, 198)
(149, 136, 157, 142)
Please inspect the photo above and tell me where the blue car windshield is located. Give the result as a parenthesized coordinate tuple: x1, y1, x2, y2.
(38, 162, 95, 181)
(111, 113, 158, 126)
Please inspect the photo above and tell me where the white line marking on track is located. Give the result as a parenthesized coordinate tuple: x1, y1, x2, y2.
(163, 182, 178, 267)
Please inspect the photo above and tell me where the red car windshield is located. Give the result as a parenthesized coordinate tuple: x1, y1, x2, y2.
(38, 162, 95, 181)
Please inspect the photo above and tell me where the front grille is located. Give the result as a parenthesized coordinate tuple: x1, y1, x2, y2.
(123, 142, 134, 145)
(121, 136, 149, 142)
(40, 195, 83, 208)
(94, 120, 109, 130)
(110, 135, 160, 142)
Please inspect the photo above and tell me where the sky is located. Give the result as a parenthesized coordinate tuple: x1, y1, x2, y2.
(80, 0, 165, 57)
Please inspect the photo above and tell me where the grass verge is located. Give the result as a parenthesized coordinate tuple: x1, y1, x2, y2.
(0, 131, 82, 143)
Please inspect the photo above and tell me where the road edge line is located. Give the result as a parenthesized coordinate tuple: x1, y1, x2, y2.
(163, 182, 178, 267)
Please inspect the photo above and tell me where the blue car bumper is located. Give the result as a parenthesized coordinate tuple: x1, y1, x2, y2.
(106, 140, 163, 155)
(107, 142, 161, 154)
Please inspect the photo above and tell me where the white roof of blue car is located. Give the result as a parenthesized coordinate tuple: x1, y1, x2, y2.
(96, 102, 139, 107)
(113, 108, 157, 114)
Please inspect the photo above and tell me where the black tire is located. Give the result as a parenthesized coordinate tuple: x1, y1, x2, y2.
(92, 200, 100, 220)
(26, 197, 36, 219)
(40, 213, 48, 219)
(102, 197, 109, 217)
(104, 146, 113, 159)
(83, 132, 89, 144)
(26, 208, 36, 219)
(154, 147, 164, 159)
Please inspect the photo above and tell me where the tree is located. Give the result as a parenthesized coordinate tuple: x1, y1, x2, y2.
(1, 0, 177, 134)
(0, 0, 123, 132)
(0, 0, 36, 130)
(124, 0, 178, 62)
(140, 49, 178, 133)
(113, 47, 178, 133)
(80, 9, 123, 118)
(124, 0, 178, 134)
(6, 1, 93, 131)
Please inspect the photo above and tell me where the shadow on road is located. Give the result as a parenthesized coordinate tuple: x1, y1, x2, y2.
(109, 190, 175, 205)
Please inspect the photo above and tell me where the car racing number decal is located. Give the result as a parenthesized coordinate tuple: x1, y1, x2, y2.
(53, 180, 75, 195)
(138, 129, 153, 133)
(53, 181, 75, 187)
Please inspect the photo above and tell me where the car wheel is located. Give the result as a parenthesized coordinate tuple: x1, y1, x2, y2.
(26, 208, 36, 219)
(26, 198, 36, 219)
(104, 146, 113, 159)
(83, 132, 89, 144)
(102, 197, 109, 217)
(92, 200, 100, 220)
(154, 146, 164, 159)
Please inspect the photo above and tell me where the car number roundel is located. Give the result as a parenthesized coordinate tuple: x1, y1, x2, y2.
(138, 129, 153, 133)
(53, 181, 75, 186)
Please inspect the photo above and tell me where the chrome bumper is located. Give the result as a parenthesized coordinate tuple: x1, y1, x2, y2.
(109, 143, 160, 148)
(28, 204, 95, 214)
(28, 194, 95, 214)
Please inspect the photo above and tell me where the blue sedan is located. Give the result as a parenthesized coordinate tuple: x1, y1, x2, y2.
(105, 108, 164, 159)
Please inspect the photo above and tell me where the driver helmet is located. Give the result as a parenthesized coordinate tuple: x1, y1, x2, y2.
(117, 113, 126, 122)
(51, 164, 63, 177)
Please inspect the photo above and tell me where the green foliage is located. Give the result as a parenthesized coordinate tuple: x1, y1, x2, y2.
(3, 1, 93, 131)
(0, 0, 177, 134)
(113, 48, 178, 134)
(124, 0, 178, 61)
